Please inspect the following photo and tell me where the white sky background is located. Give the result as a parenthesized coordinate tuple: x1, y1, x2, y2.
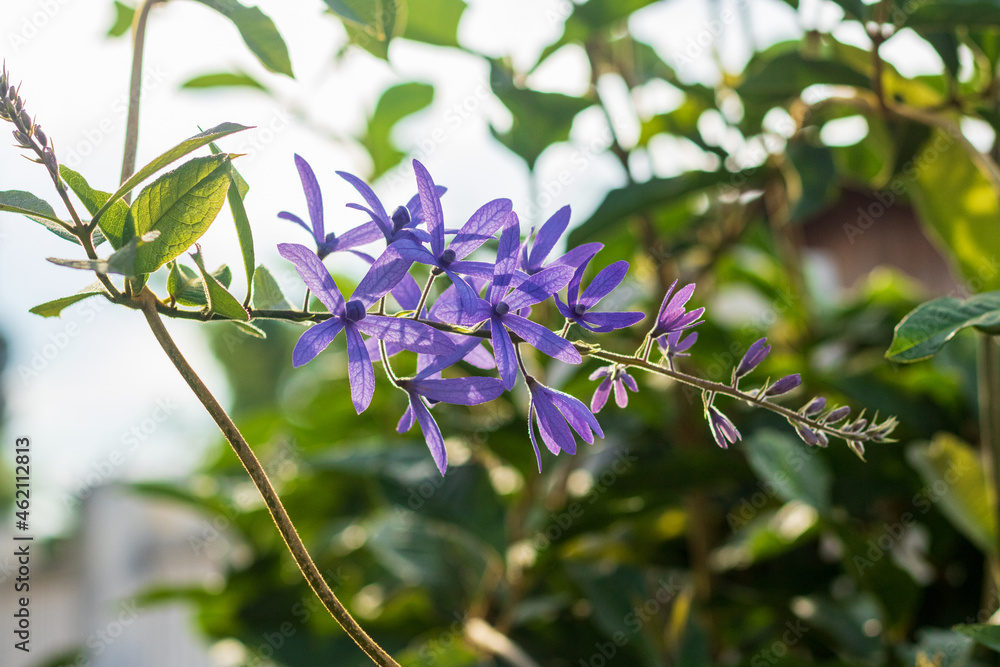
(0, 0, 944, 537)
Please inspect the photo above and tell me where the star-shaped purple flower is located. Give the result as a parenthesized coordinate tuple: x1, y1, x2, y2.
(526, 376, 604, 471)
(392, 160, 513, 311)
(277, 154, 383, 259)
(436, 216, 581, 390)
(397, 337, 505, 475)
(658, 330, 697, 370)
(519, 205, 603, 276)
(589, 364, 639, 412)
(650, 279, 704, 339)
(555, 257, 645, 333)
(336, 168, 444, 247)
(278, 243, 456, 413)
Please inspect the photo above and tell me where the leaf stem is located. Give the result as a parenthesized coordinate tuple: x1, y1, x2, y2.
(135, 287, 400, 667)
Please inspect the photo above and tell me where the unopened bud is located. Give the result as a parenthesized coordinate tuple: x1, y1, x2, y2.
(33, 125, 46, 146)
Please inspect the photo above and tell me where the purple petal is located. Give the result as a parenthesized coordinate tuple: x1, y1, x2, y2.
(352, 246, 415, 308)
(449, 260, 495, 281)
(489, 213, 521, 305)
(277, 211, 313, 236)
(405, 184, 447, 227)
(293, 154, 325, 244)
(414, 336, 486, 380)
(449, 198, 512, 259)
(433, 292, 491, 326)
(549, 242, 603, 271)
(546, 387, 604, 441)
(410, 394, 448, 475)
(397, 403, 415, 433)
(443, 268, 481, 314)
(492, 315, 518, 390)
(578, 310, 645, 333)
(462, 342, 496, 369)
(505, 265, 574, 312)
(502, 314, 581, 365)
(533, 388, 577, 455)
(554, 294, 575, 320)
(277, 243, 345, 314)
(765, 373, 801, 397)
(409, 376, 505, 405)
(337, 170, 390, 232)
(621, 371, 638, 393)
(356, 314, 456, 354)
(579, 260, 629, 309)
(527, 205, 570, 271)
(292, 319, 344, 367)
(335, 220, 384, 250)
(735, 337, 770, 379)
(591, 377, 612, 413)
(392, 272, 423, 311)
(527, 403, 543, 471)
(613, 379, 627, 408)
(345, 324, 375, 414)
(413, 160, 445, 256)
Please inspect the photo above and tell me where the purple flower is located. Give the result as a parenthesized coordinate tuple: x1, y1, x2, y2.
(392, 160, 513, 311)
(658, 330, 697, 370)
(705, 405, 741, 449)
(734, 337, 770, 381)
(336, 168, 445, 247)
(436, 215, 581, 390)
(526, 376, 604, 471)
(763, 373, 801, 397)
(650, 279, 704, 339)
(519, 206, 603, 276)
(588, 364, 639, 412)
(555, 258, 645, 333)
(278, 154, 382, 259)
(397, 338, 505, 475)
(801, 396, 826, 416)
(278, 243, 456, 414)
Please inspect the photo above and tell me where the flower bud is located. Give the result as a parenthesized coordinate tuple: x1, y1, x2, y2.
(764, 373, 801, 397)
(734, 338, 770, 380)
(801, 396, 826, 416)
(824, 406, 850, 424)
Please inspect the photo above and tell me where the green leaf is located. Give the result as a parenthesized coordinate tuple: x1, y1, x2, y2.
(167, 262, 233, 307)
(786, 141, 837, 222)
(743, 429, 832, 514)
(907, 434, 997, 555)
(59, 165, 126, 248)
(0, 190, 90, 245)
(572, 0, 661, 28)
(923, 31, 961, 78)
(107, 1, 135, 37)
(886, 291, 1000, 362)
(227, 174, 255, 307)
(829, 0, 867, 20)
(738, 52, 870, 104)
(92, 122, 249, 228)
(329, 0, 399, 60)
(489, 61, 592, 170)
(29, 284, 107, 318)
(229, 321, 266, 338)
(47, 232, 155, 276)
(567, 170, 751, 246)
(180, 71, 266, 90)
(711, 501, 820, 571)
(363, 82, 435, 178)
(953, 624, 1000, 652)
(905, 1, 1000, 30)
(401, 0, 465, 48)
(905, 128, 1000, 293)
(251, 265, 291, 310)
(191, 0, 293, 76)
(128, 154, 233, 274)
(191, 247, 250, 321)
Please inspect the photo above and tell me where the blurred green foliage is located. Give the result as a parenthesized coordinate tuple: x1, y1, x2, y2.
(114, 0, 1000, 664)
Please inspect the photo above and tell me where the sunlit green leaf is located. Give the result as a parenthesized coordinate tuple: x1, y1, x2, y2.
(906, 128, 1000, 293)
(181, 71, 267, 90)
(954, 624, 1000, 653)
(363, 82, 434, 178)
(191, 246, 250, 321)
(60, 166, 123, 248)
(192, 0, 293, 77)
(107, 1, 135, 38)
(251, 265, 292, 310)
(402, 0, 465, 48)
(907, 434, 997, 555)
(128, 155, 233, 274)
(886, 291, 1000, 362)
(29, 284, 108, 318)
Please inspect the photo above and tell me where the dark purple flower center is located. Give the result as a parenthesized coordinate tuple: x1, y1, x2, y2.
(344, 299, 367, 322)
(440, 248, 456, 265)
(573, 303, 587, 316)
(391, 206, 410, 233)
(493, 301, 510, 317)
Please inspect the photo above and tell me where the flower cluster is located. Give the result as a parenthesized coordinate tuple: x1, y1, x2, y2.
(278, 156, 896, 474)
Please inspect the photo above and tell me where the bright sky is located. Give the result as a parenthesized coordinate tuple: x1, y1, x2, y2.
(0, 0, 943, 536)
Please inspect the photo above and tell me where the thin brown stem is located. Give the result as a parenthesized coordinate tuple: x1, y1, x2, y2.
(136, 288, 400, 667)
(120, 0, 162, 199)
